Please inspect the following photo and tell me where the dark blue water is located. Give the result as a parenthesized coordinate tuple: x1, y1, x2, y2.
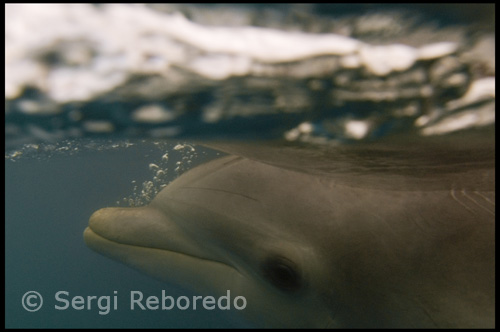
(5, 141, 252, 328)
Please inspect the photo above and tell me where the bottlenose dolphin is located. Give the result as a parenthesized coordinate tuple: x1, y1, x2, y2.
(84, 136, 494, 328)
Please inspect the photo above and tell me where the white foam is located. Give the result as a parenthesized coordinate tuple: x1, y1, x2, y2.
(417, 42, 457, 60)
(298, 122, 313, 134)
(132, 105, 176, 123)
(446, 77, 496, 110)
(344, 120, 369, 139)
(5, 4, 494, 108)
(340, 54, 361, 69)
(188, 55, 253, 80)
(421, 106, 495, 136)
(163, 13, 361, 62)
(359, 44, 417, 76)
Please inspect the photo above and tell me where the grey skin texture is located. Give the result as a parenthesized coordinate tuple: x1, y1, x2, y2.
(84, 134, 494, 328)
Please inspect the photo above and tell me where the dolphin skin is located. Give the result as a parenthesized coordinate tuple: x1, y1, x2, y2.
(84, 137, 494, 328)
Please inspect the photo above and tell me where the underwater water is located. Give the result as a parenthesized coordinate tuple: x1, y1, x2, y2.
(5, 140, 255, 328)
(5, 4, 495, 328)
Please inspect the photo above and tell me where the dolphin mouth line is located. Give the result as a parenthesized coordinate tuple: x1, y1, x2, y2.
(85, 226, 238, 272)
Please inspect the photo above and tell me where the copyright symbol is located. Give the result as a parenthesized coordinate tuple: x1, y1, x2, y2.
(22, 291, 43, 312)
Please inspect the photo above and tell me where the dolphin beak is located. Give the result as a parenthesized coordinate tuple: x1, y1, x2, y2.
(84, 206, 244, 296)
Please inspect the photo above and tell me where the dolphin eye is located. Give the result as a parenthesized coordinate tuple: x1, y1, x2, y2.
(262, 256, 302, 292)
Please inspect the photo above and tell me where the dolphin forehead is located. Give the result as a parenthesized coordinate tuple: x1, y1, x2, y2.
(153, 156, 327, 275)
(154, 155, 332, 244)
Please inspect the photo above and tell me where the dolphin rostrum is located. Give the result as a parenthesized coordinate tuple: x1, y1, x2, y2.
(84, 138, 494, 328)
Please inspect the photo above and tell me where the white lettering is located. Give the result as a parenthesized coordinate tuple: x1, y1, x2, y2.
(176, 296, 189, 310)
(203, 296, 215, 310)
(52, 290, 246, 313)
(146, 295, 159, 310)
(217, 290, 230, 310)
(54, 291, 117, 315)
(54, 291, 69, 310)
(72, 295, 86, 310)
(233, 296, 247, 310)
(97, 296, 110, 315)
(130, 291, 145, 310)
(162, 291, 175, 310)
(192, 295, 202, 310)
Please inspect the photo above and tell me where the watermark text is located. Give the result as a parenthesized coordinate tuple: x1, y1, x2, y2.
(22, 290, 246, 315)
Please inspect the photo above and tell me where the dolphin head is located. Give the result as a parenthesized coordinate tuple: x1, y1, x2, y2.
(84, 155, 338, 327)
(85, 146, 494, 328)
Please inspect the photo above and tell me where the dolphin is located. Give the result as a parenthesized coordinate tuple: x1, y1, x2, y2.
(84, 135, 494, 328)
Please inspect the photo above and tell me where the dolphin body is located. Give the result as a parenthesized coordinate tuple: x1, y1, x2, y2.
(84, 135, 494, 328)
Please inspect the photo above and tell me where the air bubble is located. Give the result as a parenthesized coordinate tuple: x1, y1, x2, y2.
(117, 142, 211, 207)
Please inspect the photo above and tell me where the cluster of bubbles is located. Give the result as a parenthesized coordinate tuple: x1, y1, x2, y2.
(5, 139, 222, 208)
(117, 143, 221, 207)
(4, 139, 136, 162)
